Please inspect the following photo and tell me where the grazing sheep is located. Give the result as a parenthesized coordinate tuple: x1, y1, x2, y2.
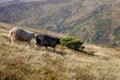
(9, 27, 35, 43)
(36, 34, 60, 51)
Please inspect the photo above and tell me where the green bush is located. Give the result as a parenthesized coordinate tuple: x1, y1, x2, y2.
(60, 37, 84, 50)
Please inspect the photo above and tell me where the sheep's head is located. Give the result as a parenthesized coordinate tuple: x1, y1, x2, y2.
(31, 33, 35, 39)
(8, 31, 13, 37)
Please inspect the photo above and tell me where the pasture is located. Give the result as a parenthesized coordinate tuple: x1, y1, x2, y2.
(0, 22, 120, 80)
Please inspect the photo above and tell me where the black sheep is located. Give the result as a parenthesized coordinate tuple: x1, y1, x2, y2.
(36, 34, 60, 51)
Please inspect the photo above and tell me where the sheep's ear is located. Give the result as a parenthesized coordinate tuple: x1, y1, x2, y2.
(38, 36, 41, 39)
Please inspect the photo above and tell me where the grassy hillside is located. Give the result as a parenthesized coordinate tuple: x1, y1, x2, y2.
(0, 0, 69, 3)
(0, 22, 120, 80)
(0, 0, 120, 47)
(69, 0, 120, 47)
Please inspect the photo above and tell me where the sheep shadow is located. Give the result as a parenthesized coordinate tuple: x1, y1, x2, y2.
(78, 49, 95, 56)
(55, 51, 67, 55)
(46, 49, 67, 56)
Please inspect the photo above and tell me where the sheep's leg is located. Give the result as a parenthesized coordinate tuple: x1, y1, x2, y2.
(27, 40, 31, 45)
(45, 46, 48, 50)
(10, 39, 15, 45)
(53, 47, 56, 52)
(10, 40, 13, 45)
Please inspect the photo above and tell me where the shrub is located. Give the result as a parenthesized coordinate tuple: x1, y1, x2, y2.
(60, 37, 84, 50)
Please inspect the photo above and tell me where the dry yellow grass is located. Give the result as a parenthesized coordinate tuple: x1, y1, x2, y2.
(0, 22, 120, 80)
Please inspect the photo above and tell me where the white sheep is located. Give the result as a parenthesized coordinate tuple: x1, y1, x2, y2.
(8, 27, 35, 43)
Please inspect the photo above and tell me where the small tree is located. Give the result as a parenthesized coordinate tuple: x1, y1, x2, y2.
(60, 37, 84, 50)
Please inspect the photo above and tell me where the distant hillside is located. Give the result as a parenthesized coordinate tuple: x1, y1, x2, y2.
(0, 0, 69, 3)
(0, 0, 44, 3)
(0, 0, 120, 47)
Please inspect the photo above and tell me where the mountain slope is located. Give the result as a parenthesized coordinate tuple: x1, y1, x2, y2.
(0, 0, 120, 47)
(0, 22, 120, 80)
(0, 0, 69, 3)
(68, 1, 120, 46)
(0, 0, 45, 3)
